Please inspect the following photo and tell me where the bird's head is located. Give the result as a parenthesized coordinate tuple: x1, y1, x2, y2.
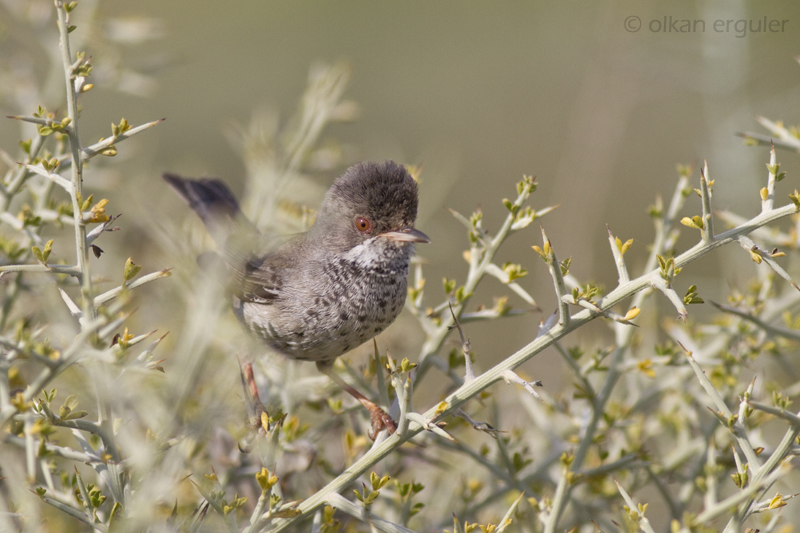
(313, 161, 429, 259)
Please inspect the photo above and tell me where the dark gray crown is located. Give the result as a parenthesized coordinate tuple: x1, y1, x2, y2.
(317, 161, 419, 237)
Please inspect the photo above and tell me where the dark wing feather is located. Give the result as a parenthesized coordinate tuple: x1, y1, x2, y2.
(235, 236, 304, 303)
(163, 174, 257, 243)
(237, 256, 282, 303)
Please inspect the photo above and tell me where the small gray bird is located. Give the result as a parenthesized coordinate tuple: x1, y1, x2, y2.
(164, 161, 429, 437)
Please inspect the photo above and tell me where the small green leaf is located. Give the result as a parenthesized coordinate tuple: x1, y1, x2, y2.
(123, 258, 142, 282)
(790, 190, 800, 209)
(773, 391, 793, 410)
(731, 468, 748, 489)
(99, 145, 117, 157)
(118, 117, 130, 134)
(80, 194, 93, 212)
(31, 246, 44, 263)
(454, 286, 472, 303)
(111, 118, 131, 138)
(396, 482, 410, 497)
(74, 62, 93, 77)
(19, 139, 32, 155)
(63, 410, 88, 421)
(109, 502, 123, 526)
(255, 467, 278, 492)
(41, 240, 53, 262)
(501, 262, 528, 282)
(323, 505, 337, 524)
(647, 197, 663, 218)
(680, 216, 704, 230)
(560, 257, 571, 277)
(41, 158, 59, 172)
(683, 284, 704, 305)
(469, 211, 482, 227)
(399, 358, 417, 373)
(616, 237, 633, 255)
(443, 278, 456, 295)
(59, 394, 79, 419)
(501, 198, 519, 214)
(560, 451, 574, 468)
(370, 472, 391, 490)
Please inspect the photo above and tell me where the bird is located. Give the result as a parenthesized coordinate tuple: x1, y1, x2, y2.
(163, 161, 429, 438)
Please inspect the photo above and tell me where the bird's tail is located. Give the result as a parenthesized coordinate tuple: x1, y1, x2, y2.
(163, 174, 258, 245)
(163, 174, 264, 289)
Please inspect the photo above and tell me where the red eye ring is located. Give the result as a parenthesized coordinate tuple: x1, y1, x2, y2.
(355, 216, 372, 233)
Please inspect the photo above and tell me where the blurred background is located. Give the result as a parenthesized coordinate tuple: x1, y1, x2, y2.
(3, 0, 800, 530)
(3, 0, 800, 396)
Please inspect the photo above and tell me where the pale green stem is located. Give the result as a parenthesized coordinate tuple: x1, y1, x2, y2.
(55, 0, 94, 323)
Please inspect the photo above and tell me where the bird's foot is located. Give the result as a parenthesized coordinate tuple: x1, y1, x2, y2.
(317, 361, 397, 440)
(366, 401, 397, 440)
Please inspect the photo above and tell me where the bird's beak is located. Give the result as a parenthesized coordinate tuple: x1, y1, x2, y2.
(379, 227, 431, 243)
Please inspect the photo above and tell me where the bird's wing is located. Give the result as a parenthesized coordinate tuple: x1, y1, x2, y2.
(236, 255, 283, 303)
(193, 242, 284, 304)
(229, 237, 304, 304)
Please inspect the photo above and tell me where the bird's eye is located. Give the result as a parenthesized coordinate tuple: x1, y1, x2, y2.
(354, 216, 372, 233)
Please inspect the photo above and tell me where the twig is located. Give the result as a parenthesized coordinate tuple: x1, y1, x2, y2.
(681, 344, 761, 470)
(55, 0, 93, 323)
(23, 164, 73, 193)
(607, 226, 631, 284)
(699, 160, 714, 243)
(0, 263, 80, 275)
(538, 226, 570, 327)
(93, 268, 172, 307)
(711, 301, 800, 342)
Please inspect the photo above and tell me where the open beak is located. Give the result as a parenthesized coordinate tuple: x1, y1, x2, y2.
(379, 226, 431, 243)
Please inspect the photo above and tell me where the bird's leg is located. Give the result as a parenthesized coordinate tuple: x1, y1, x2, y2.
(239, 363, 269, 453)
(240, 362, 267, 433)
(317, 361, 397, 440)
